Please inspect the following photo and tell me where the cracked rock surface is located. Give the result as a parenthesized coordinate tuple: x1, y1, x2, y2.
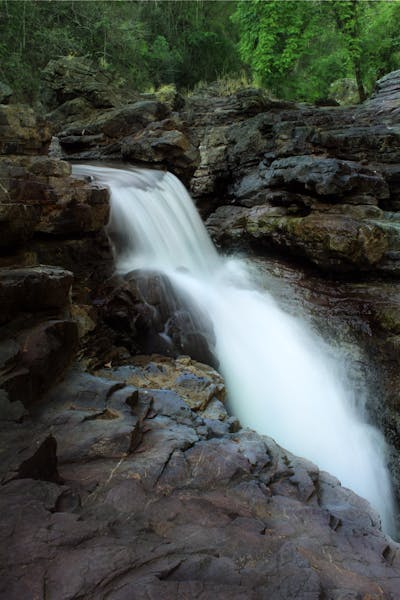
(1, 358, 400, 599)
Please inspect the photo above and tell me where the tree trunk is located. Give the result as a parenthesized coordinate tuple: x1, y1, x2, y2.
(354, 62, 366, 103)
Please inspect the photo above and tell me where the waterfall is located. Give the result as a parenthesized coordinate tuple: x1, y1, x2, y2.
(73, 164, 396, 534)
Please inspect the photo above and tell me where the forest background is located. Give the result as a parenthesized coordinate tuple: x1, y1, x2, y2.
(1, 0, 400, 104)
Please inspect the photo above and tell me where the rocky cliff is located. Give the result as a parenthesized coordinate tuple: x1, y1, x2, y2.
(1, 60, 400, 598)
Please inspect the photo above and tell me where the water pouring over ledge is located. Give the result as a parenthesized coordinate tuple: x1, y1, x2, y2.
(73, 164, 396, 534)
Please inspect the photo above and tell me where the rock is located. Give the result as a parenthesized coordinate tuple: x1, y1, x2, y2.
(207, 206, 390, 273)
(46, 97, 98, 129)
(0, 203, 41, 248)
(0, 81, 13, 104)
(0, 104, 50, 155)
(1, 364, 399, 599)
(97, 270, 217, 367)
(360, 69, 400, 120)
(0, 156, 110, 240)
(0, 265, 73, 324)
(96, 354, 225, 412)
(1, 319, 78, 406)
(0, 425, 60, 483)
(0, 388, 26, 422)
(58, 100, 169, 152)
(0, 266, 78, 406)
(121, 117, 199, 181)
(329, 78, 359, 105)
(40, 56, 126, 111)
(31, 232, 113, 291)
(262, 156, 389, 200)
(70, 304, 96, 338)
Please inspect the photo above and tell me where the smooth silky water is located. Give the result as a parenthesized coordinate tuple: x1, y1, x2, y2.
(73, 164, 397, 534)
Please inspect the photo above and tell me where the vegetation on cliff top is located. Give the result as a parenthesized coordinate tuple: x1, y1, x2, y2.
(1, 0, 399, 103)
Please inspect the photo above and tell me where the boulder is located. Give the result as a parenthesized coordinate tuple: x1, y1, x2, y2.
(40, 56, 126, 111)
(97, 270, 217, 367)
(0, 156, 110, 240)
(121, 117, 199, 181)
(0, 81, 13, 104)
(262, 156, 389, 200)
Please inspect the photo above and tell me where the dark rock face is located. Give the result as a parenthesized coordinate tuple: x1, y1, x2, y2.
(0, 156, 109, 239)
(97, 270, 217, 368)
(262, 155, 389, 199)
(1, 362, 399, 600)
(0, 265, 73, 323)
(185, 72, 400, 277)
(0, 105, 113, 292)
(0, 266, 78, 407)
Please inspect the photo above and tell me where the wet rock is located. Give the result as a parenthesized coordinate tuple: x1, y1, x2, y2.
(98, 270, 217, 367)
(208, 206, 390, 273)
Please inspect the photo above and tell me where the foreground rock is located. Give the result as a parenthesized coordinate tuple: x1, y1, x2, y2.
(1, 360, 399, 599)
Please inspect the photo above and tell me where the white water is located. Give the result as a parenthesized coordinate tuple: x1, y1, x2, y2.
(73, 164, 396, 533)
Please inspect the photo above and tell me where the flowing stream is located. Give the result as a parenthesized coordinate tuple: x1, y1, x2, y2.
(73, 164, 396, 534)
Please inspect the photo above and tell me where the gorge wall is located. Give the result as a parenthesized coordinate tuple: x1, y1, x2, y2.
(1, 58, 400, 598)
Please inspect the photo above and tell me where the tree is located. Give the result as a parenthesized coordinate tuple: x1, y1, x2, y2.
(0, 0, 241, 101)
(233, 0, 400, 103)
(329, 0, 367, 101)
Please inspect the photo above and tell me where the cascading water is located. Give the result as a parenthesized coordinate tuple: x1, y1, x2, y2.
(73, 164, 396, 534)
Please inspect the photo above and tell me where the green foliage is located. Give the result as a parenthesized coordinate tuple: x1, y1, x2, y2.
(233, 0, 400, 103)
(0, 0, 241, 101)
(1, 0, 400, 104)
